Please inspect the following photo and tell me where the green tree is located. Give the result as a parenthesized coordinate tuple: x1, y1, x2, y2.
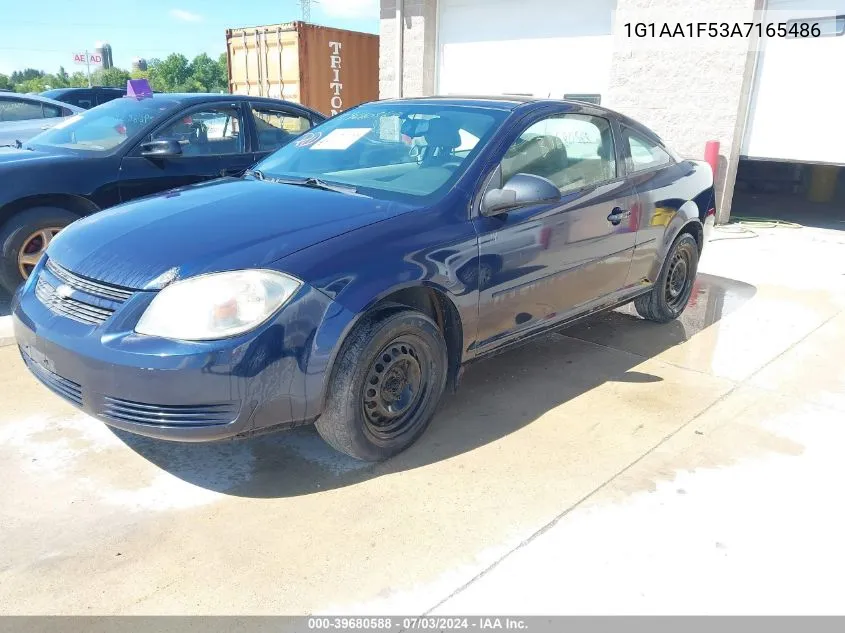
(152, 53, 191, 92)
(2, 51, 231, 95)
(15, 77, 51, 93)
(188, 53, 226, 92)
(92, 67, 130, 87)
(69, 72, 89, 88)
(11, 68, 43, 84)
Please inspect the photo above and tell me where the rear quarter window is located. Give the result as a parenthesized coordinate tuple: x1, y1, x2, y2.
(623, 128, 673, 173)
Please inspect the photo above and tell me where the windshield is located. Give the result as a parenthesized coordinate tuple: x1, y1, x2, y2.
(27, 97, 179, 153)
(253, 103, 506, 201)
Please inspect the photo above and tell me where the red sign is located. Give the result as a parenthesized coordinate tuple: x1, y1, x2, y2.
(73, 52, 102, 65)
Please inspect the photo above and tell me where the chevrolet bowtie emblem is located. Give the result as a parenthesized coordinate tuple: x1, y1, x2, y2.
(56, 284, 73, 299)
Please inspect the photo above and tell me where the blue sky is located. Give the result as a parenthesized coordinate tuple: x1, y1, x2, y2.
(0, 0, 379, 76)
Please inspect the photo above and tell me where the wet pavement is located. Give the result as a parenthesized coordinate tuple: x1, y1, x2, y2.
(1, 225, 844, 614)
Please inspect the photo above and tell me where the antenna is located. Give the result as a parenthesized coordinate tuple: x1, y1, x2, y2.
(299, 0, 317, 22)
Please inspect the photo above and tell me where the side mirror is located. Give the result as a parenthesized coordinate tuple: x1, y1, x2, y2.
(140, 139, 182, 158)
(481, 173, 561, 216)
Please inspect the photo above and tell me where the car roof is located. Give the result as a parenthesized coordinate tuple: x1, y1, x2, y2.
(379, 95, 667, 145)
(378, 95, 537, 110)
(150, 93, 299, 104)
(122, 93, 323, 117)
(0, 92, 84, 111)
(43, 86, 125, 94)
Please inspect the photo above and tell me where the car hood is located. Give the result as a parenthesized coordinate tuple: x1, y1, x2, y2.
(47, 178, 412, 290)
(0, 146, 75, 166)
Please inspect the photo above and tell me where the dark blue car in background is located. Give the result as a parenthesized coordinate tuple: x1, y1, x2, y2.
(13, 96, 715, 461)
(0, 92, 324, 293)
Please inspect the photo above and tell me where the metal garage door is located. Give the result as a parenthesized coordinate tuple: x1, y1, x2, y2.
(742, 0, 845, 164)
(436, 0, 617, 99)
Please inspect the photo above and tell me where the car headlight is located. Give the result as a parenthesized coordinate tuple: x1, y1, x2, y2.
(135, 270, 301, 341)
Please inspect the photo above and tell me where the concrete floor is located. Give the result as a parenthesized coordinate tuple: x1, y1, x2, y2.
(1, 225, 844, 615)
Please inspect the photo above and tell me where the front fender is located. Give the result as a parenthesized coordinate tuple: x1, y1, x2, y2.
(647, 200, 703, 282)
(278, 204, 481, 420)
(302, 278, 470, 421)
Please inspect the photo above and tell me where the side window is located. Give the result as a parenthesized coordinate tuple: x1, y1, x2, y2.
(153, 106, 245, 156)
(501, 114, 617, 192)
(250, 105, 311, 151)
(96, 90, 122, 106)
(0, 99, 45, 122)
(42, 103, 63, 118)
(624, 129, 672, 173)
(69, 92, 95, 109)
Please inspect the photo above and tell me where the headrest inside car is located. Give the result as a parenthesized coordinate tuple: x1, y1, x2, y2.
(423, 118, 461, 149)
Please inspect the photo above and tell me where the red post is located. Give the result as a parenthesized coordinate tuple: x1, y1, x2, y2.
(704, 140, 720, 178)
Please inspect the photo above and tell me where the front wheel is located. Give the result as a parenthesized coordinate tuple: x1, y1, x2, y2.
(634, 233, 699, 323)
(316, 308, 448, 461)
(0, 207, 78, 294)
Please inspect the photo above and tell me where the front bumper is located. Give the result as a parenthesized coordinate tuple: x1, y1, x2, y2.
(13, 265, 339, 442)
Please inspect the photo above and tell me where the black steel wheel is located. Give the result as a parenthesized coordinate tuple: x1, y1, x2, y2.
(634, 232, 699, 323)
(361, 336, 431, 441)
(316, 308, 448, 461)
(665, 247, 693, 311)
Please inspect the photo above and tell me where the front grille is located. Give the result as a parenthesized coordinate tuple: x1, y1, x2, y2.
(46, 259, 134, 302)
(102, 396, 239, 427)
(35, 259, 136, 326)
(21, 349, 83, 406)
(36, 278, 115, 326)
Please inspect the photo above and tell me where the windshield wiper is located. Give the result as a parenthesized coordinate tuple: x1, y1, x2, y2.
(250, 173, 359, 195)
(300, 177, 358, 195)
(0, 140, 32, 150)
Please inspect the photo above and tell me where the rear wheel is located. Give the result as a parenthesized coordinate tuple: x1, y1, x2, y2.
(634, 233, 699, 323)
(0, 207, 78, 294)
(316, 308, 448, 461)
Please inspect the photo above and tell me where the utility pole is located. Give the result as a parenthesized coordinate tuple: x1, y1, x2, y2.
(299, 0, 316, 22)
(85, 49, 92, 87)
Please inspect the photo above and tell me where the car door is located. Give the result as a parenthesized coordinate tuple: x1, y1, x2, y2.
(618, 125, 684, 287)
(247, 102, 315, 164)
(117, 101, 249, 202)
(472, 109, 639, 351)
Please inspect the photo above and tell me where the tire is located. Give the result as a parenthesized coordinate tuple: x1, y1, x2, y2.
(634, 233, 699, 324)
(316, 308, 449, 461)
(0, 207, 79, 294)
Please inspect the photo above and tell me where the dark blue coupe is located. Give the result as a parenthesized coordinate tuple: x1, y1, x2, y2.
(13, 97, 715, 461)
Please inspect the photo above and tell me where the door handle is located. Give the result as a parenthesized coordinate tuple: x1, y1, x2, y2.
(607, 207, 631, 225)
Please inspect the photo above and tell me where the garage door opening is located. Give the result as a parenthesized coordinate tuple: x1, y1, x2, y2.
(732, 159, 845, 230)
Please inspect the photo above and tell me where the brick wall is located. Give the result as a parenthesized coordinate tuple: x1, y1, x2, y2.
(606, 0, 763, 221)
(380, 0, 438, 98)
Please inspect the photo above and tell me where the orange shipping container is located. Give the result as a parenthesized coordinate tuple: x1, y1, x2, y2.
(225, 22, 379, 117)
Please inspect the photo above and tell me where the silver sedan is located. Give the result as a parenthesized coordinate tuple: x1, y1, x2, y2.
(0, 92, 83, 147)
